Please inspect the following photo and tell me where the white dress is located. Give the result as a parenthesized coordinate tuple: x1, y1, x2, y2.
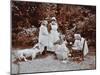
(49, 22, 60, 44)
(72, 38, 89, 56)
(47, 22, 60, 51)
(55, 41, 69, 60)
(38, 25, 49, 52)
(72, 40, 82, 50)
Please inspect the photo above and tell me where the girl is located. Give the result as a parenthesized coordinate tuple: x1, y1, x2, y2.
(38, 20, 49, 54)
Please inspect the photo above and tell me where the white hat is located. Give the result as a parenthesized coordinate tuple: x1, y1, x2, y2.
(74, 34, 81, 40)
(51, 17, 56, 21)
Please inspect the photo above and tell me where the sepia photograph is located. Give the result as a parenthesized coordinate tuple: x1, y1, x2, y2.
(11, 0, 96, 74)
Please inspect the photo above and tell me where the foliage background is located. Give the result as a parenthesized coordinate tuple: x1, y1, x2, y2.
(11, 1, 96, 50)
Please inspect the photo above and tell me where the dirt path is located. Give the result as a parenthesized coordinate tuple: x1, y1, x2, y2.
(11, 52, 96, 74)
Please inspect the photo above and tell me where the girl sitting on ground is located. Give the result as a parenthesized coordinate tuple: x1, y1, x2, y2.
(54, 35, 70, 63)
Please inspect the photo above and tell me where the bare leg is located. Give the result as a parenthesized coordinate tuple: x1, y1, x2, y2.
(18, 57, 22, 61)
(23, 56, 27, 61)
(32, 54, 36, 60)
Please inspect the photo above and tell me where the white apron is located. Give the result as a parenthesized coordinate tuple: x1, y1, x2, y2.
(38, 25, 49, 52)
(49, 23, 60, 44)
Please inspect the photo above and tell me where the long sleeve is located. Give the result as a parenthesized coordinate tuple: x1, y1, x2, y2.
(40, 25, 48, 35)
